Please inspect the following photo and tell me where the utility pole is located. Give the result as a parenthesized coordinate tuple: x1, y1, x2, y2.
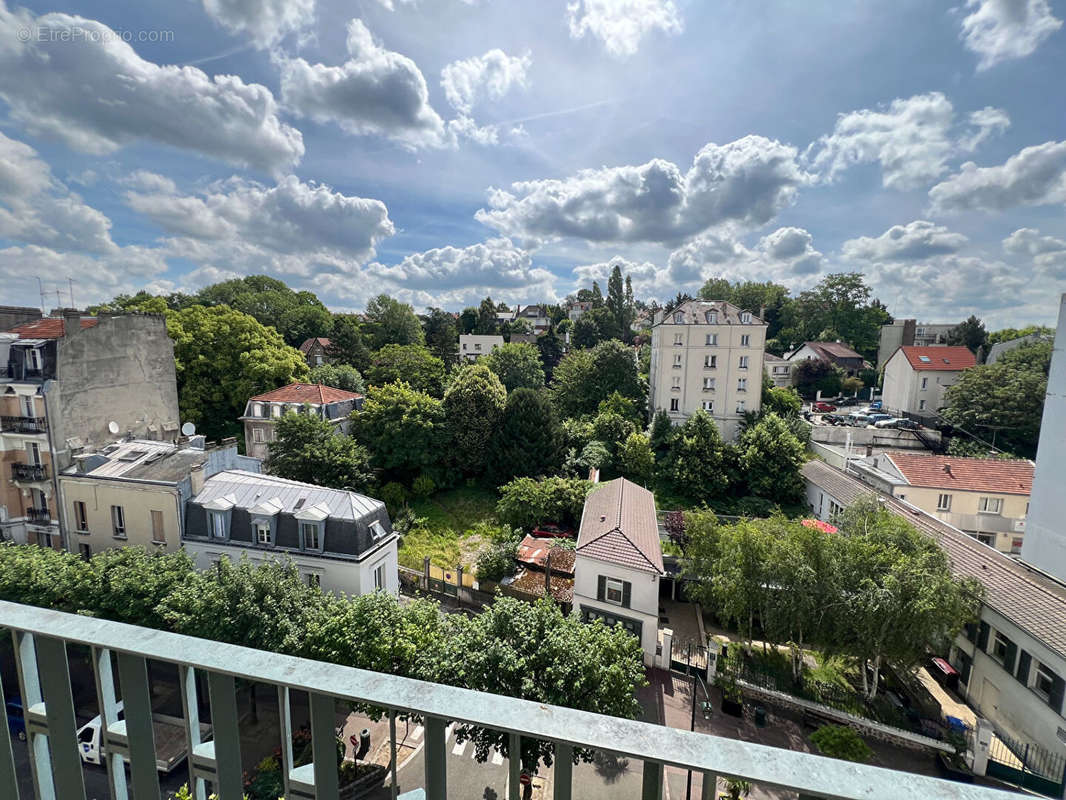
(68, 277, 75, 309)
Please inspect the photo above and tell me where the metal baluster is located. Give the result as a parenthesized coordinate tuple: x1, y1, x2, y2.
(116, 653, 161, 799)
(423, 717, 447, 800)
(508, 733, 520, 800)
(553, 744, 572, 800)
(179, 666, 207, 800)
(13, 631, 51, 800)
(0, 660, 20, 799)
(309, 692, 340, 799)
(278, 686, 294, 800)
(34, 636, 86, 800)
(91, 647, 128, 800)
(700, 771, 718, 800)
(389, 710, 398, 800)
(642, 760, 663, 800)
(206, 671, 243, 799)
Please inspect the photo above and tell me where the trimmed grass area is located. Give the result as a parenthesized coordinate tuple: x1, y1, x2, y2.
(398, 486, 499, 570)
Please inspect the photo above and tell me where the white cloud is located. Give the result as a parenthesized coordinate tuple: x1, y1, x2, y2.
(960, 0, 1062, 70)
(0, 3, 304, 173)
(805, 93, 1010, 190)
(441, 49, 531, 114)
(566, 0, 683, 58)
(666, 227, 824, 288)
(124, 173, 395, 272)
(475, 135, 807, 246)
(928, 140, 1066, 212)
(572, 255, 660, 295)
(201, 0, 315, 47)
(1003, 228, 1066, 279)
(841, 221, 969, 262)
(277, 19, 451, 149)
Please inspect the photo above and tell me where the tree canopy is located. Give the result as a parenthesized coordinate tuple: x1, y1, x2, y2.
(496, 476, 592, 530)
(192, 275, 332, 347)
(661, 411, 731, 503)
(267, 412, 372, 491)
(327, 314, 372, 372)
(351, 382, 446, 480)
(423, 307, 459, 365)
(308, 363, 365, 393)
(365, 344, 446, 396)
(738, 413, 806, 503)
(946, 315, 988, 355)
(363, 294, 425, 349)
(550, 339, 645, 418)
(491, 389, 563, 482)
(484, 342, 545, 391)
(443, 364, 507, 476)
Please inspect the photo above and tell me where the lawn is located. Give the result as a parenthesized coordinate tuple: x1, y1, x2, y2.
(398, 485, 500, 570)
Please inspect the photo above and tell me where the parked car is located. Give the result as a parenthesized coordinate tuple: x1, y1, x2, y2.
(836, 397, 859, 407)
(77, 701, 211, 774)
(895, 418, 921, 430)
(867, 413, 893, 424)
(874, 417, 903, 428)
(846, 413, 873, 427)
(6, 698, 25, 742)
(532, 523, 574, 539)
(822, 414, 844, 426)
(812, 402, 837, 413)
(867, 400, 883, 411)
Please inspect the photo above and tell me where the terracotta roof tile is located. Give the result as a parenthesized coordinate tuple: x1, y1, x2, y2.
(516, 536, 576, 574)
(8, 318, 98, 338)
(802, 341, 864, 361)
(248, 383, 362, 404)
(885, 452, 1034, 495)
(577, 478, 663, 573)
(898, 346, 976, 371)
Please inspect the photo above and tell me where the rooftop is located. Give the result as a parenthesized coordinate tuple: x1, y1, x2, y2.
(66, 439, 211, 483)
(247, 382, 362, 404)
(516, 535, 576, 574)
(655, 299, 764, 327)
(577, 478, 664, 573)
(298, 337, 331, 354)
(794, 341, 865, 361)
(193, 469, 384, 522)
(896, 345, 977, 371)
(886, 452, 1034, 495)
(7, 317, 98, 338)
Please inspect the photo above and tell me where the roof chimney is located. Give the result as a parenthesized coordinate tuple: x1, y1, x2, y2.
(63, 309, 81, 339)
(943, 464, 952, 476)
(599, 514, 606, 522)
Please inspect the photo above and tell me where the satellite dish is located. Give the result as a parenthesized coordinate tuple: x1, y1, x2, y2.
(107, 421, 120, 435)
(181, 422, 196, 437)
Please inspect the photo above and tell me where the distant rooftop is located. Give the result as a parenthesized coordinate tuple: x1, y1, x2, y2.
(577, 478, 663, 574)
(897, 346, 976, 371)
(885, 452, 1034, 495)
(655, 300, 763, 327)
(7, 317, 97, 339)
(67, 439, 211, 483)
(298, 337, 330, 355)
(248, 382, 362, 404)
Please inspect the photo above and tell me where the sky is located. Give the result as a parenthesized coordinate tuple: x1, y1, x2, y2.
(1, 0, 1065, 328)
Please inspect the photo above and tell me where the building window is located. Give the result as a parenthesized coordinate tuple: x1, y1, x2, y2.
(26, 441, 41, 466)
(604, 577, 625, 605)
(255, 521, 272, 545)
(670, 399, 679, 412)
(740, 335, 750, 347)
(673, 354, 683, 368)
(738, 356, 749, 369)
(704, 355, 717, 368)
(301, 522, 321, 550)
(74, 501, 88, 532)
(252, 403, 263, 417)
(111, 506, 126, 537)
(28, 348, 43, 371)
(828, 500, 843, 519)
(703, 377, 715, 390)
(79, 543, 92, 561)
(475, 343, 482, 351)
(674, 312, 684, 324)
(209, 512, 228, 539)
(937, 494, 952, 511)
(672, 377, 681, 389)
(921, 377, 928, 390)
(705, 311, 717, 324)
(736, 400, 745, 413)
(373, 562, 386, 591)
(918, 400, 926, 411)
(673, 333, 683, 346)
(582, 607, 641, 639)
(992, 631, 1013, 665)
(151, 510, 165, 544)
(978, 497, 1003, 514)
(271, 405, 281, 418)
(705, 333, 717, 346)
(702, 400, 714, 412)
(740, 312, 752, 323)
(737, 378, 747, 392)
(1034, 664, 1056, 700)
(253, 428, 264, 443)
(976, 532, 995, 546)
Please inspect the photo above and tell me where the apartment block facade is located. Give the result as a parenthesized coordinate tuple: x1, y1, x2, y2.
(648, 300, 767, 440)
(881, 345, 976, 415)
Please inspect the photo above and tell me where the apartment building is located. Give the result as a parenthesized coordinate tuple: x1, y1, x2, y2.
(877, 319, 957, 368)
(182, 470, 398, 596)
(881, 345, 976, 415)
(648, 300, 767, 440)
(763, 353, 793, 388)
(0, 312, 180, 548)
(240, 383, 364, 462)
(847, 452, 1033, 553)
(458, 334, 504, 361)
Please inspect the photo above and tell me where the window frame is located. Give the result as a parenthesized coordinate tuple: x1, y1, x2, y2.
(705, 333, 717, 346)
(604, 577, 625, 606)
(702, 400, 713, 412)
(740, 334, 750, 347)
(737, 378, 747, 392)
(735, 400, 746, 413)
(111, 505, 126, 538)
(704, 354, 717, 369)
(669, 398, 679, 412)
(150, 509, 166, 544)
(978, 497, 1003, 514)
(937, 493, 952, 511)
(210, 511, 227, 540)
(252, 427, 264, 443)
(373, 562, 386, 591)
(738, 355, 749, 369)
(992, 631, 1011, 663)
(74, 500, 89, 533)
(1034, 664, 1055, 701)
(301, 521, 323, 551)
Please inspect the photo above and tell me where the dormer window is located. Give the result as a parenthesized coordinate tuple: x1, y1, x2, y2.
(271, 404, 281, 418)
(370, 520, 387, 541)
(674, 312, 684, 324)
(300, 521, 322, 551)
(27, 348, 43, 371)
(740, 312, 752, 324)
(255, 521, 272, 545)
(210, 512, 227, 539)
(253, 403, 264, 417)
(705, 311, 718, 324)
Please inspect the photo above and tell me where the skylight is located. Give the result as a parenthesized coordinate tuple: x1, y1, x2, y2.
(918, 356, 931, 363)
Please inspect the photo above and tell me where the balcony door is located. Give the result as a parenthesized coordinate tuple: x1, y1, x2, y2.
(25, 441, 41, 466)
(20, 395, 34, 418)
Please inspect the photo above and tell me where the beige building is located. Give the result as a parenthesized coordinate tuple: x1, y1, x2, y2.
(763, 353, 793, 388)
(649, 300, 767, 440)
(458, 334, 504, 361)
(847, 452, 1033, 553)
(877, 319, 957, 368)
(881, 345, 975, 415)
(241, 383, 364, 462)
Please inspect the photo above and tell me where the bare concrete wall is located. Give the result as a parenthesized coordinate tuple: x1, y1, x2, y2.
(0, 305, 42, 331)
(51, 314, 180, 469)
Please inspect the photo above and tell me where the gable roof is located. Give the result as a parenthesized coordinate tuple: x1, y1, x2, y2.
(8, 317, 98, 338)
(884, 452, 1034, 495)
(897, 346, 976, 371)
(797, 341, 864, 361)
(577, 478, 663, 573)
(299, 337, 330, 354)
(247, 382, 362, 404)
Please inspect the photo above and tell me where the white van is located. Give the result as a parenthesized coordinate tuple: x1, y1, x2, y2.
(77, 701, 210, 774)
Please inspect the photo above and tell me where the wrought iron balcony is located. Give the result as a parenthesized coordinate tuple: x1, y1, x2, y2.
(25, 507, 51, 521)
(0, 600, 1017, 800)
(1, 415, 47, 434)
(12, 463, 48, 482)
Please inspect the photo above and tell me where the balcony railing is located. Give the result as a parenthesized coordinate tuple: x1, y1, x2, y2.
(12, 463, 49, 481)
(25, 507, 51, 521)
(0, 600, 1017, 800)
(1, 415, 47, 434)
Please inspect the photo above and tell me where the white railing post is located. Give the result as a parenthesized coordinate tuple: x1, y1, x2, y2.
(179, 666, 207, 800)
(33, 635, 86, 800)
(90, 646, 129, 800)
(115, 652, 161, 799)
(0, 663, 20, 799)
(12, 631, 52, 800)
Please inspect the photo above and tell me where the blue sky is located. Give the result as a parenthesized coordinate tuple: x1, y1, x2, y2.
(1, 0, 1064, 327)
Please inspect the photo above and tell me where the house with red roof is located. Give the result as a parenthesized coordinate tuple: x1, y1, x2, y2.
(298, 337, 332, 367)
(785, 340, 868, 376)
(848, 451, 1034, 553)
(240, 383, 364, 461)
(881, 345, 976, 415)
(573, 477, 664, 665)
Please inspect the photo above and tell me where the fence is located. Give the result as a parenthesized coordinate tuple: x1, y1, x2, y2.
(986, 727, 1066, 797)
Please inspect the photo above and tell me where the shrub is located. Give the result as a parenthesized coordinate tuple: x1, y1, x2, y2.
(380, 481, 408, 513)
(476, 538, 520, 582)
(496, 476, 593, 531)
(412, 474, 436, 498)
(809, 725, 873, 763)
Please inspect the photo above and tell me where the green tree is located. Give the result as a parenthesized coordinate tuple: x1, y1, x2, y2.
(589, 410, 638, 470)
(308, 363, 365, 393)
(946, 315, 988, 355)
(443, 364, 507, 476)
(458, 307, 478, 334)
(475, 297, 499, 335)
(841, 376, 864, 395)
(571, 312, 605, 348)
(423, 308, 459, 365)
(699, 279, 792, 340)
(709, 520, 773, 650)
(194, 276, 332, 347)
(660, 411, 729, 502)
(484, 342, 545, 391)
(537, 326, 565, 379)
(617, 432, 655, 484)
(351, 382, 446, 480)
(648, 409, 676, 457)
(761, 382, 802, 417)
(366, 344, 446, 396)
(987, 325, 1054, 346)
(491, 389, 563, 482)
(168, 305, 309, 443)
(267, 412, 373, 491)
(496, 476, 592, 530)
(779, 273, 890, 359)
(326, 314, 372, 372)
(551, 339, 645, 419)
(792, 359, 843, 399)
(363, 295, 425, 349)
(738, 414, 806, 502)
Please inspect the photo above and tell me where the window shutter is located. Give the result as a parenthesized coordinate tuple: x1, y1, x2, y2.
(1049, 674, 1065, 715)
(597, 575, 606, 601)
(963, 622, 976, 642)
(976, 621, 990, 651)
(1015, 650, 1031, 685)
(1003, 639, 1017, 674)
(622, 581, 632, 609)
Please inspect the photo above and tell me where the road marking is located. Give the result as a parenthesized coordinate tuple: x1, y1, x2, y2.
(452, 739, 468, 757)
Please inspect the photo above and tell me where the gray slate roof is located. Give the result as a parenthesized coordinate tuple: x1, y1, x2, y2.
(70, 439, 210, 483)
(193, 470, 384, 521)
(653, 300, 765, 327)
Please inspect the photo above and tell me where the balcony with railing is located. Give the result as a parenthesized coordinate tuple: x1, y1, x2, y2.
(0, 415, 48, 434)
(12, 462, 49, 482)
(0, 600, 1017, 800)
(25, 506, 51, 522)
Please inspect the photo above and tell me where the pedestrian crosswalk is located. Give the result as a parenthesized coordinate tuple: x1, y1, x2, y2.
(406, 723, 506, 765)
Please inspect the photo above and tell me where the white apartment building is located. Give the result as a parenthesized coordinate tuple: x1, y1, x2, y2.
(459, 334, 504, 361)
(648, 300, 767, 440)
(763, 353, 793, 388)
(881, 346, 975, 415)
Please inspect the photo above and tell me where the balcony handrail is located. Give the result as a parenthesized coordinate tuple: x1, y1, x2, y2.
(0, 600, 1015, 800)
